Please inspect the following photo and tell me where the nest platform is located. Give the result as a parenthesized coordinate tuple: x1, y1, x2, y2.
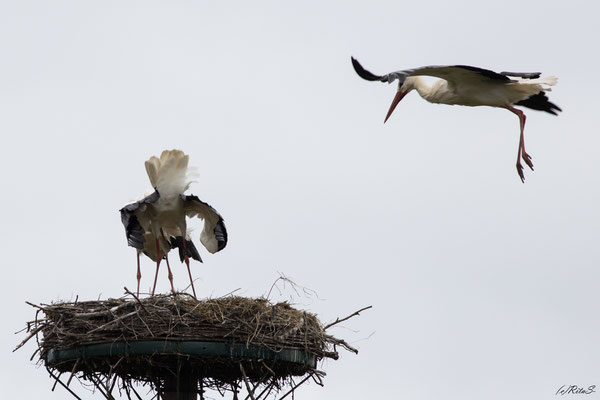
(19, 292, 363, 399)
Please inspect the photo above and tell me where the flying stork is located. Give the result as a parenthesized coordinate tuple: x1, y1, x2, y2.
(120, 150, 228, 298)
(351, 57, 561, 182)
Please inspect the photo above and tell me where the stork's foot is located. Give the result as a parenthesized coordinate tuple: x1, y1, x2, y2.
(522, 151, 534, 171)
(516, 162, 526, 183)
(516, 151, 534, 183)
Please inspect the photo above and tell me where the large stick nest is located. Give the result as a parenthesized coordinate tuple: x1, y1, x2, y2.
(18, 292, 366, 398)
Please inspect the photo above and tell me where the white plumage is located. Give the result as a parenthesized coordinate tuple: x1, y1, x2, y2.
(352, 57, 562, 182)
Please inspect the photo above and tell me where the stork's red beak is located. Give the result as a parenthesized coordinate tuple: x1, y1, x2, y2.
(384, 90, 408, 123)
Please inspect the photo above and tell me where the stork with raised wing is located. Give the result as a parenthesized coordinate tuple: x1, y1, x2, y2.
(120, 150, 228, 297)
(351, 57, 561, 182)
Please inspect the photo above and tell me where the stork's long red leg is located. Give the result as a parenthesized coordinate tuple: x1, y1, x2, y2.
(136, 252, 142, 296)
(151, 238, 162, 296)
(504, 105, 533, 182)
(164, 254, 176, 294)
(182, 238, 197, 299)
(517, 111, 533, 170)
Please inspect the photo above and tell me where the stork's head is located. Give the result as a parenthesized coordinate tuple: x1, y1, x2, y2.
(384, 78, 417, 123)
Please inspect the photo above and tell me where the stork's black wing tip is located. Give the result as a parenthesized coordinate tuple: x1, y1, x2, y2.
(215, 219, 228, 251)
(351, 56, 386, 82)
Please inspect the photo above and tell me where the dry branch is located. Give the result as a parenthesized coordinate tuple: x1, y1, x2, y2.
(323, 306, 372, 330)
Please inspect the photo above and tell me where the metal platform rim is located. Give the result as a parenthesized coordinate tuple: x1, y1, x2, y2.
(46, 340, 317, 368)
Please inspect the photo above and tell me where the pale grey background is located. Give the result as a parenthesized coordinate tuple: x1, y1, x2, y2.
(2, 1, 599, 399)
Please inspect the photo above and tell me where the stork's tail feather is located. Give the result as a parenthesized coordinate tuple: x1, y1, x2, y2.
(144, 149, 192, 198)
(508, 75, 558, 87)
(515, 92, 562, 115)
(170, 236, 203, 263)
(541, 76, 558, 86)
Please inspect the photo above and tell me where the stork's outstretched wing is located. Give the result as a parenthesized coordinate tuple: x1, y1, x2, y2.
(119, 190, 160, 249)
(409, 65, 512, 83)
(352, 57, 543, 88)
(181, 194, 228, 254)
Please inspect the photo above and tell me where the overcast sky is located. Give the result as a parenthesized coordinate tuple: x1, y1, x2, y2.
(2, 1, 600, 399)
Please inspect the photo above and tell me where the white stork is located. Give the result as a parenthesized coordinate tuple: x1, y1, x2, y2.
(351, 57, 561, 182)
(120, 150, 228, 298)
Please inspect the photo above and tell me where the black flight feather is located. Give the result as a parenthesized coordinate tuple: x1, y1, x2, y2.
(119, 190, 160, 250)
(351, 57, 387, 82)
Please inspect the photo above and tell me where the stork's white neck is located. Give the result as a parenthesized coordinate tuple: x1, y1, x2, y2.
(404, 76, 451, 104)
(405, 77, 434, 101)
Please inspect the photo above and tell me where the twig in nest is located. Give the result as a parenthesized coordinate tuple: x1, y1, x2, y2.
(29, 347, 40, 362)
(73, 302, 132, 318)
(218, 287, 242, 298)
(124, 384, 133, 400)
(51, 371, 62, 391)
(87, 310, 139, 334)
(107, 357, 124, 394)
(278, 373, 313, 400)
(324, 305, 372, 330)
(14, 326, 29, 335)
(13, 325, 43, 352)
(243, 373, 270, 400)
(129, 384, 143, 400)
(266, 272, 319, 301)
(324, 334, 358, 354)
(46, 367, 83, 400)
(261, 361, 276, 377)
(88, 370, 114, 400)
(67, 358, 80, 386)
(124, 287, 149, 314)
(25, 301, 44, 310)
(254, 380, 275, 400)
(232, 383, 239, 400)
(311, 371, 325, 387)
(109, 374, 119, 396)
(182, 277, 202, 296)
(239, 363, 256, 400)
